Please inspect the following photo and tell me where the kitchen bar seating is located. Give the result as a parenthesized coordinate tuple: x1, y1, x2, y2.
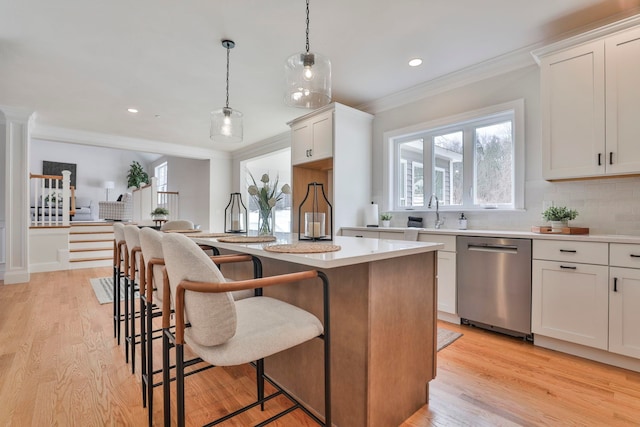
(138, 228, 261, 426)
(123, 224, 143, 372)
(161, 233, 331, 427)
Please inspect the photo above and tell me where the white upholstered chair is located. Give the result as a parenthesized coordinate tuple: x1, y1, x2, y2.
(139, 228, 259, 425)
(161, 233, 331, 427)
(112, 222, 127, 344)
(123, 224, 142, 372)
(160, 219, 194, 231)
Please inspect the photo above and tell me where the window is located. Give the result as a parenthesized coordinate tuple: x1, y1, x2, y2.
(388, 100, 524, 211)
(155, 162, 168, 192)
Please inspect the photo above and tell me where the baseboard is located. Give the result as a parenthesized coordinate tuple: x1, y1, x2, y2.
(3, 269, 30, 284)
(437, 311, 461, 324)
(535, 334, 640, 373)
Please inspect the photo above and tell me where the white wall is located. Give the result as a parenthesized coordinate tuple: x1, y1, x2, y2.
(372, 65, 640, 236)
(165, 156, 211, 229)
(0, 120, 6, 277)
(30, 139, 158, 219)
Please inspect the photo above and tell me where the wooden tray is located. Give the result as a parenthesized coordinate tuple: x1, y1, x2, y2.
(531, 226, 589, 235)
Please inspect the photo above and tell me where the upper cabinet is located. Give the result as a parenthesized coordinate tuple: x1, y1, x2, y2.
(534, 18, 640, 181)
(290, 109, 333, 165)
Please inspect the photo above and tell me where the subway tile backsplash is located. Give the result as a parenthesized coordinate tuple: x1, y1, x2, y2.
(388, 176, 640, 236)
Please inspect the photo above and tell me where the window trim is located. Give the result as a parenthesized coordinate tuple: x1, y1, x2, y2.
(383, 99, 525, 212)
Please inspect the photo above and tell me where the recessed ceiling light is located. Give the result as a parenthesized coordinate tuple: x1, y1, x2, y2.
(408, 58, 423, 67)
(127, 108, 139, 113)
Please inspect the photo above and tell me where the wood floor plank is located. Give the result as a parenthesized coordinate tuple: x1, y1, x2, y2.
(2, 267, 640, 426)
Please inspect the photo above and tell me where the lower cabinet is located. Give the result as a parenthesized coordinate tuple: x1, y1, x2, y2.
(609, 243, 640, 359)
(532, 260, 609, 349)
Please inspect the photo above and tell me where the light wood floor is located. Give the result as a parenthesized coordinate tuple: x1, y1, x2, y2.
(1, 268, 640, 426)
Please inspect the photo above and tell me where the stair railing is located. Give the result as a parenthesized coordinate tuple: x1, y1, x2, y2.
(30, 171, 75, 227)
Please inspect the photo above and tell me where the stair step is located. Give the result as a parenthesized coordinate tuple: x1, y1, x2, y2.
(70, 247, 111, 253)
(70, 256, 112, 263)
(70, 230, 113, 235)
(70, 238, 113, 244)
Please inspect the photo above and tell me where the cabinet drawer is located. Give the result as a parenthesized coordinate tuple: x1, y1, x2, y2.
(533, 240, 608, 265)
(418, 234, 456, 252)
(610, 243, 640, 268)
(341, 229, 379, 239)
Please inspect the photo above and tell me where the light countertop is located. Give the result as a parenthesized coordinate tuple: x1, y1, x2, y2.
(341, 226, 640, 244)
(191, 234, 443, 269)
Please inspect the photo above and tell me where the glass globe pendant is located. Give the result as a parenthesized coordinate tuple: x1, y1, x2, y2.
(284, 0, 331, 109)
(211, 40, 243, 143)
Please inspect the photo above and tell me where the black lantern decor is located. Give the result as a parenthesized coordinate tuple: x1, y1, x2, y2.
(298, 182, 333, 241)
(225, 192, 247, 234)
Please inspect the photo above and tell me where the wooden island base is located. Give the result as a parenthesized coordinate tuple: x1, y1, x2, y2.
(220, 249, 437, 427)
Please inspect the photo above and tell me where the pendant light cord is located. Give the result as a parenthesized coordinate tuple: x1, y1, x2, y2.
(225, 45, 230, 109)
(305, 0, 310, 54)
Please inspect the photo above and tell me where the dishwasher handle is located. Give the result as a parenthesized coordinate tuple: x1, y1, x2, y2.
(467, 244, 518, 254)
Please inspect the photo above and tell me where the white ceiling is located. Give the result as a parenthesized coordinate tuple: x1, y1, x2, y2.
(1, 0, 639, 153)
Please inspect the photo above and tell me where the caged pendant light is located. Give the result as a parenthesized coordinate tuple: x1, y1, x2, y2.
(211, 39, 243, 143)
(284, 0, 331, 109)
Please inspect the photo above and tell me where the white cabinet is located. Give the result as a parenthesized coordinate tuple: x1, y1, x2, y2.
(532, 240, 609, 349)
(341, 229, 379, 239)
(536, 22, 640, 180)
(539, 40, 605, 180)
(609, 243, 640, 359)
(605, 27, 640, 175)
(290, 110, 333, 165)
(419, 234, 457, 316)
(289, 103, 373, 234)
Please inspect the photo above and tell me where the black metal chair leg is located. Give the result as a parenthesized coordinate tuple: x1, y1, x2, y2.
(130, 278, 137, 374)
(112, 265, 117, 338)
(257, 358, 265, 411)
(124, 276, 130, 363)
(176, 343, 185, 427)
(162, 329, 171, 427)
(146, 301, 155, 427)
(140, 296, 147, 407)
(116, 268, 122, 345)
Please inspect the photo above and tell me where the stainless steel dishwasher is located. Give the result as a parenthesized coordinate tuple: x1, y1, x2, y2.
(457, 236, 532, 339)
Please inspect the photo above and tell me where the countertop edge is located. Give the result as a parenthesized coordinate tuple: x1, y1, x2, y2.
(341, 227, 640, 244)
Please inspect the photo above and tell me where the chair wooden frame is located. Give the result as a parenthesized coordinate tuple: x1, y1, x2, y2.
(161, 265, 331, 427)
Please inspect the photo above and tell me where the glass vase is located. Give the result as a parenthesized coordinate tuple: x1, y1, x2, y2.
(258, 208, 275, 236)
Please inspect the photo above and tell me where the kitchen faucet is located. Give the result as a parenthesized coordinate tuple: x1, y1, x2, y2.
(428, 194, 444, 229)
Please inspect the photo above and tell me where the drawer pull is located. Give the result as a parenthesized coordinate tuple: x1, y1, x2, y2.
(559, 249, 577, 253)
(355, 235, 363, 238)
(598, 153, 602, 166)
(560, 265, 577, 270)
(630, 254, 640, 258)
(614, 277, 618, 292)
(610, 152, 613, 165)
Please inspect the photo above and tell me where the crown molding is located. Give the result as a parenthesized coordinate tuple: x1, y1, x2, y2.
(231, 131, 290, 161)
(531, 13, 640, 63)
(357, 45, 537, 115)
(30, 124, 228, 160)
(0, 105, 36, 124)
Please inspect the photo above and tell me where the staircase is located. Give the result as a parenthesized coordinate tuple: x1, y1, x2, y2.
(68, 222, 114, 269)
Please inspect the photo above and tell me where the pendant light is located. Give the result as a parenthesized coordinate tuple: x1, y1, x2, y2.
(211, 39, 243, 143)
(284, 0, 331, 109)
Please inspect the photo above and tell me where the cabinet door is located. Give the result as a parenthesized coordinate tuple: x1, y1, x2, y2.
(437, 251, 456, 315)
(540, 40, 605, 180)
(609, 267, 640, 358)
(310, 110, 333, 161)
(291, 121, 313, 165)
(532, 260, 608, 349)
(605, 27, 640, 175)
(341, 229, 379, 239)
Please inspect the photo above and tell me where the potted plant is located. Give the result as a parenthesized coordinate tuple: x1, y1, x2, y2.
(151, 207, 169, 220)
(380, 212, 392, 228)
(542, 206, 578, 232)
(127, 161, 149, 188)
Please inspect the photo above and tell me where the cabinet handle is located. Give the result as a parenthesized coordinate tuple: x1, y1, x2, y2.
(560, 265, 577, 270)
(609, 152, 613, 165)
(355, 235, 363, 238)
(630, 254, 640, 258)
(614, 277, 618, 292)
(309, 148, 313, 157)
(559, 249, 577, 253)
(598, 153, 602, 166)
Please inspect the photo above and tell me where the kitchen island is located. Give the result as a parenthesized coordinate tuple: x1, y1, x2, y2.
(191, 234, 443, 427)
